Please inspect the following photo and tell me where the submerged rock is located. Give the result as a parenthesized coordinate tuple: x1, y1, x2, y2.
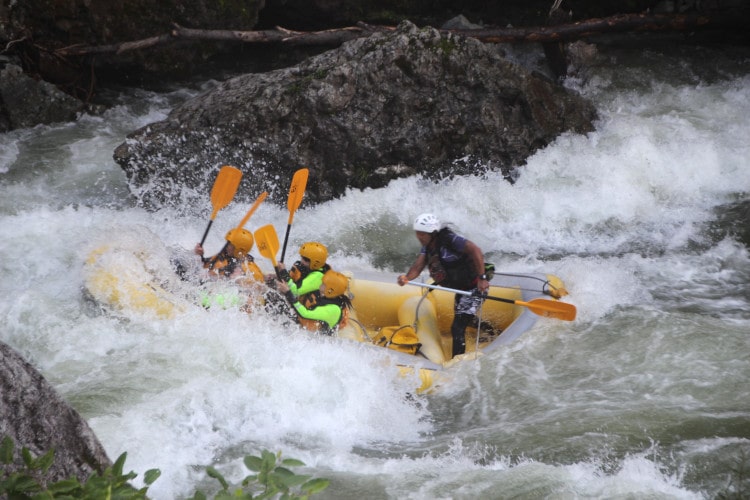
(114, 20, 597, 209)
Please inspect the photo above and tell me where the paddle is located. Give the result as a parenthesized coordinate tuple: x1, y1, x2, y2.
(236, 191, 268, 230)
(407, 281, 577, 321)
(216, 191, 269, 255)
(280, 168, 309, 262)
(254, 224, 280, 268)
(200, 165, 243, 246)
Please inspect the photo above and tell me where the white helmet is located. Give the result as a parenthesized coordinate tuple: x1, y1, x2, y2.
(413, 213, 441, 233)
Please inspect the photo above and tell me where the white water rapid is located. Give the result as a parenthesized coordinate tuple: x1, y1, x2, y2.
(1, 41, 749, 499)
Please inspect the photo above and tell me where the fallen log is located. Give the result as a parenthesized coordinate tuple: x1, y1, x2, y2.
(54, 10, 749, 58)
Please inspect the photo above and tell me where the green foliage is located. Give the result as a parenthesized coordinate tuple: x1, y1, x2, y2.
(1, 436, 328, 500)
(192, 449, 329, 499)
(1, 435, 160, 499)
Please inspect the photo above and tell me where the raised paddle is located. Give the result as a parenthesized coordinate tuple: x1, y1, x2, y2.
(254, 224, 280, 268)
(407, 281, 577, 321)
(216, 191, 269, 255)
(236, 191, 268, 230)
(280, 168, 309, 262)
(200, 165, 242, 246)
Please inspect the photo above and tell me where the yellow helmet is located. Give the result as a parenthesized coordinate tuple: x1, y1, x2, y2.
(299, 241, 327, 270)
(321, 270, 348, 298)
(225, 228, 254, 256)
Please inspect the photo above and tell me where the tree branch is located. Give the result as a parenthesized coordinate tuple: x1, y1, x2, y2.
(54, 10, 748, 58)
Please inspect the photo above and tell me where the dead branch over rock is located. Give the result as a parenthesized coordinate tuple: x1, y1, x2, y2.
(55, 10, 748, 58)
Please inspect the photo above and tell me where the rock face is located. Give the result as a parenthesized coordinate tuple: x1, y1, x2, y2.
(0, 341, 112, 486)
(114, 21, 597, 209)
(0, 64, 84, 132)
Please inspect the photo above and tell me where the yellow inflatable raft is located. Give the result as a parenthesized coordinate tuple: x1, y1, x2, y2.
(83, 232, 575, 394)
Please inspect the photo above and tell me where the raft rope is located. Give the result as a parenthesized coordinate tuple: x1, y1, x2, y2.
(412, 292, 433, 360)
(346, 317, 373, 343)
(492, 272, 564, 297)
(414, 287, 433, 330)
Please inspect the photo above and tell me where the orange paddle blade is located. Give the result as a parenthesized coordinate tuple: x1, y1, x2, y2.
(286, 168, 309, 224)
(209, 166, 242, 220)
(254, 224, 280, 267)
(517, 298, 577, 321)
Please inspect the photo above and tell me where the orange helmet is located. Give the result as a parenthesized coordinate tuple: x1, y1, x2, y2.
(225, 228, 254, 256)
(322, 270, 348, 298)
(299, 242, 327, 270)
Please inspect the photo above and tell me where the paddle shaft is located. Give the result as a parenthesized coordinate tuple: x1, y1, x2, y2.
(407, 281, 576, 321)
(217, 191, 269, 254)
(237, 191, 268, 229)
(200, 221, 216, 247)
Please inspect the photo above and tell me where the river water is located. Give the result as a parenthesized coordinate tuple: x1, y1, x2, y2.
(1, 40, 749, 499)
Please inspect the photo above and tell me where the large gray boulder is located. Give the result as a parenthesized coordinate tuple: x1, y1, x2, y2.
(0, 64, 84, 132)
(114, 21, 597, 209)
(0, 341, 112, 486)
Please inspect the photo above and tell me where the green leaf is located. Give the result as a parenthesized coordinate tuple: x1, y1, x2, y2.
(260, 450, 277, 471)
(32, 490, 55, 500)
(9, 474, 40, 493)
(21, 447, 32, 467)
(206, 466, 229, 490)
(144, 468, 161, 485)
(37, 448, 55, 473)
(0, 436, 14, 464)
(273, 466, 295, 478)
(255, 490, 279, 500)
(189, 490, 207, 500)
(244, 455, 263, 472)
(46, 478, 82, 494)
(280, 458, 305, 467)
(277, 471, 310, 489)
(112, 452, 127, 477)
(302, 478, 330, 494)
(241, 473, 258, 485)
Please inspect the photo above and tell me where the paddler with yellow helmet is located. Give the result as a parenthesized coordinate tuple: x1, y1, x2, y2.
(277, 269, 352, 334)
(266, 241, 331, 304)
(194, 228, 263, 283)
